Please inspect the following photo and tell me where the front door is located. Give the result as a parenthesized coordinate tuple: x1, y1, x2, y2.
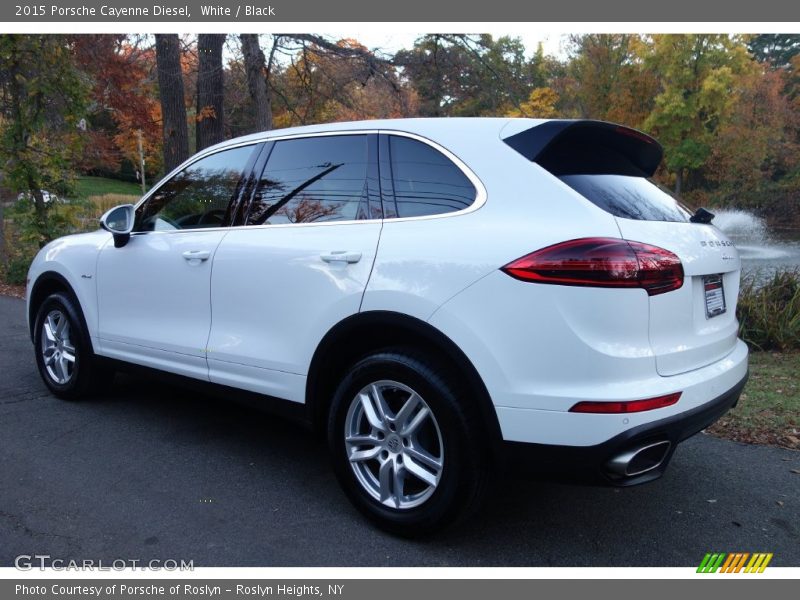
(95, 143, 260, 380)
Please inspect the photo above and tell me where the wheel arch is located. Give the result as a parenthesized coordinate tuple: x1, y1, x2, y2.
(306, 311, 502, 446)
(28, 271, 92, 350)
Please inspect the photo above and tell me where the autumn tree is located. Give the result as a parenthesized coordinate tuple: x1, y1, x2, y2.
(155, 34, 189, 172)
(0, 34, 87, 244)
(709, 66, 799, 203)
(71, 35, 162, 181)
(643, 35, 752, 194)
(270, 36, 409, 126)
(196, 34, 226, 150)
(396, 34, 534, 117)
(558, 35, 658, 128)
(505, 87, 559, 118)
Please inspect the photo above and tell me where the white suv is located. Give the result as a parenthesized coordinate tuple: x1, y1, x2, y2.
(27, 118, 749, 535)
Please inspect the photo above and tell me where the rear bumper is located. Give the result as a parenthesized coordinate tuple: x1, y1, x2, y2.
(499, 370, 748, 486)
(495, 338, 749, 446)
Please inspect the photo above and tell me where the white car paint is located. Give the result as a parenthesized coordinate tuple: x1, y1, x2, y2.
(95, 229, 228, 381)
(27, 117, 748, 455)
(206, 221, 382, 400)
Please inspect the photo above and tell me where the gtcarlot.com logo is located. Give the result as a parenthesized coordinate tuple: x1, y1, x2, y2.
(14, 554, 194, 571)
(697, 552, 773, 573)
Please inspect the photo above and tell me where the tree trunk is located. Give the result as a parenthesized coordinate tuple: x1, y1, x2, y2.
(196, 34, 226, 151)
(239, 34, 272, 133)
(674, 168, 683, 195)
(155, 34, 189, 172)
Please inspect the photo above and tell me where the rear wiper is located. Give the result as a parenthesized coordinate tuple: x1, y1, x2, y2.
(690, 207, 715, 224)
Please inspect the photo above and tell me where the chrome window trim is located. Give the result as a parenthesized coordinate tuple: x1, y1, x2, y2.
(129, 128, 487, 236)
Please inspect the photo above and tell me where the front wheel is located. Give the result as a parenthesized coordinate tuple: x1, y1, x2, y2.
(328, 350, 490, 536)
(33, 292, 113, 400)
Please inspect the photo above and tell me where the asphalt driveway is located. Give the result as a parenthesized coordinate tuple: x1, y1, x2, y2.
(1, 295, 798, 566)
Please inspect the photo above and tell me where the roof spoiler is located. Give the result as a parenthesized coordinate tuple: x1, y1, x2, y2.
(502, 120, 663, 178)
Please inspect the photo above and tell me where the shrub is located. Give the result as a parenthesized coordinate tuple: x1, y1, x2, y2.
(2, 197, 95, 286)
(3, 252, 34, 285)
(737, 268, 800, 351)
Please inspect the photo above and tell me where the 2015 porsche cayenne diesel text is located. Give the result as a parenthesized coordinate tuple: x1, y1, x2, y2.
(27, 118, 749, 535)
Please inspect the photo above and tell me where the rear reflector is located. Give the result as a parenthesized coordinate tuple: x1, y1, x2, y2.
(501, 237, 683, 295)
(569, 392, 682, 414)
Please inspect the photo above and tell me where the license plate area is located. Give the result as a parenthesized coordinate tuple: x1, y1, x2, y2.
(703, 274, 726, 319)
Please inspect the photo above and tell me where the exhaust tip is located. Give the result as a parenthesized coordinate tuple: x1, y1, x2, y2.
(606, 440, 671, 478)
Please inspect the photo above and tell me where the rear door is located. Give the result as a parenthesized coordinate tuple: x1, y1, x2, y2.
(206, 133, 382, 402)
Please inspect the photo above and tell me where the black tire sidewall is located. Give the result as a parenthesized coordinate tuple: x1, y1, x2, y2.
(328, 350, 485, 536)
(33, 292, 91, 399)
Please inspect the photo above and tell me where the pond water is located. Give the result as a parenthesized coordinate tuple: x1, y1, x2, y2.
(713, 209, 800, 279)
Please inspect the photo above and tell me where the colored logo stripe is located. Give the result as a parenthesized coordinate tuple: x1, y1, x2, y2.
(697, 552, 773, 573)
(745, 553, 773, 573)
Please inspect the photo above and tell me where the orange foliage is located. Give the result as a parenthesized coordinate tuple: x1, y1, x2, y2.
(71, 35, 162, 175)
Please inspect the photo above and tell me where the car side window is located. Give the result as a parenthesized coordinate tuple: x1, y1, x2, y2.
(135, 145, 255, 232)
(386, 136, 477, 218)
(246, 135, 369, 225)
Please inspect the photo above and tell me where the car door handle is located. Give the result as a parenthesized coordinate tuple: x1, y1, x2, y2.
(320, 251, 362, 264)
(182, 250, 211, 262)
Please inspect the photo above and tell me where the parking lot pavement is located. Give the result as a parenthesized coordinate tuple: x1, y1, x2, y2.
(1, 294, 798, 567)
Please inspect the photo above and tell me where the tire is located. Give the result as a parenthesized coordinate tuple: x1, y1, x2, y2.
(327, 348, 491, 536)
(33, 292, 114, 400)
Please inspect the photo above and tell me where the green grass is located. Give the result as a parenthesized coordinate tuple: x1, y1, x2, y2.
(75, 176, 145, 200)
(707, 352, 800, 450)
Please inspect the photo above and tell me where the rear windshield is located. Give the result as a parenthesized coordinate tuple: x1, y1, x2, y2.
(560, 174, 690, 223)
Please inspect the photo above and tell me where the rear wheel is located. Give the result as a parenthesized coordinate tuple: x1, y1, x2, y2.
(33, 292, 113, 400)
(328, 349, 490, 536)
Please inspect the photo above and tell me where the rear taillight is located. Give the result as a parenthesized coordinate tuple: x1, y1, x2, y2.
(501, 237, 683, 296)
(569, 392, 681, 414)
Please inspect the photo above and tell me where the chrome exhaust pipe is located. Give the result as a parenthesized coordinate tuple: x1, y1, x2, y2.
(606, 440, 671, 477)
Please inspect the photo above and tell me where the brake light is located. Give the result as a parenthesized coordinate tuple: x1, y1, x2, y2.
(614, 126, 655, 144)
(569, 392, 681, 414)
(501, 237, 683, 296)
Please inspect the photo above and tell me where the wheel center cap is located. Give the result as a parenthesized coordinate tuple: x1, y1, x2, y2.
(386, 434, 402, 453)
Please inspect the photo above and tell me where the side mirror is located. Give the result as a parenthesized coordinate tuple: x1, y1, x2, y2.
(100, 204, 135, 248)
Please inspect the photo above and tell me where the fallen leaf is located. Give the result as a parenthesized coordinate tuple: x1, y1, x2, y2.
(776, 500, 784, 506)
(790, 469, 800, 474)
(732, 521, 742, 527)
(707, 499, 718, 503)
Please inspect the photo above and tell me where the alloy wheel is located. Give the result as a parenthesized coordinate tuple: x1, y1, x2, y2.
(41, 309, 76, 385)
(344, 380, 444, 509)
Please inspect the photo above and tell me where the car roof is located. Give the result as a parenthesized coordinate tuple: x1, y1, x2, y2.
(204, 117, 551, 154)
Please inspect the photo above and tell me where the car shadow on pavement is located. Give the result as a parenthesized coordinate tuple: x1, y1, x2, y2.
(106, 372, 800, 565)
(5, 368, 796, 567)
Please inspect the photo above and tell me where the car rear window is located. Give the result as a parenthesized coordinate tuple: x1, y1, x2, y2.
(502, 121, 689, 223)
(560, 174, 690, 223)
